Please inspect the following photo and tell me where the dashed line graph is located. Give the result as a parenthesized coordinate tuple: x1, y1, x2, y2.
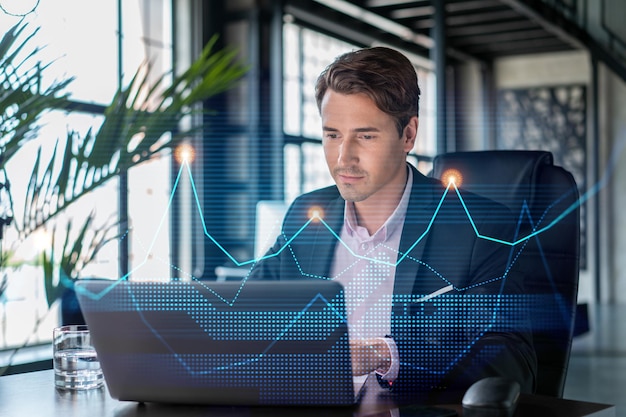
(69, 149, 592, 382)
(74, 156, 581, 303)
(80, 277, 521, 379)
(66, 121, 626, 403)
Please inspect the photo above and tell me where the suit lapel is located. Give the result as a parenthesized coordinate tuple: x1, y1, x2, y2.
(393, 167, 442, 301)
(299, 166, 443, 292)
(305, 196, 345, 279)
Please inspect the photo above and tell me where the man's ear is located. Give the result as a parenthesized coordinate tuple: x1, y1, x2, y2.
(403, 116, 419, 153)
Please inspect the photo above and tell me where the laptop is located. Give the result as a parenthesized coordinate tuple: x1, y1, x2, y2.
(75, 279, 364, 406)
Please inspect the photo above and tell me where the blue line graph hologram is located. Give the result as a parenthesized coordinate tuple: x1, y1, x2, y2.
(77, 279, 531, 381)
(71, 154, 591, 389)
(74, 157, 582, 303)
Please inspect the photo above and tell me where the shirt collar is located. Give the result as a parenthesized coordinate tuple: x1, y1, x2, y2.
(344, 164, 413, 243)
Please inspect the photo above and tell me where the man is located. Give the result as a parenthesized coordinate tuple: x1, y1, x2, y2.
(250, 47, 536, 396)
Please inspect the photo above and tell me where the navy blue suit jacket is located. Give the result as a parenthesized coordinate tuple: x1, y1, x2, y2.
(250, 164, 537, 395)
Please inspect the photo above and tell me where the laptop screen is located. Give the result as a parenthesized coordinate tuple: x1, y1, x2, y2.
(75, 279, 356, 406)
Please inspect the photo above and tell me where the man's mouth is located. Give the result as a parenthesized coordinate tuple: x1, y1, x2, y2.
(336, 172, 365, 184)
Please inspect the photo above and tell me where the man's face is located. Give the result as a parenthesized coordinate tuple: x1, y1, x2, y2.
(320, 90, 417, 204)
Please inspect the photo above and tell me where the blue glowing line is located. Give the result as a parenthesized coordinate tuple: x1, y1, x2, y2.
(186, 161, 315, 267)
(76, 130, 625, 308)
(76, 156, 583, 302)
(68, 133, 626, 380)
(184, 162, 578, 267)
(115, 278, 508, 377)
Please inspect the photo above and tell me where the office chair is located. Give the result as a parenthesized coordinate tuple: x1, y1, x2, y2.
(430, 150, 580, 398)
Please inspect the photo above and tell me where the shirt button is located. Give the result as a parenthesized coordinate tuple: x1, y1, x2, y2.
(361, 243, 369, 251)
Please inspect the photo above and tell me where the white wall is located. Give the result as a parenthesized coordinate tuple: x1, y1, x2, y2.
(494, 51, 590, 88)
(600, 64, 626, 303)
(456, 61, 488, 150)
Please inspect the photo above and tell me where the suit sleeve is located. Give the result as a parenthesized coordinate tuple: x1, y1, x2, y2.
(248, 188, 340, 282)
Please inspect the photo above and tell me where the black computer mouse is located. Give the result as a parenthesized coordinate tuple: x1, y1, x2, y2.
(462, 376, 520, 417)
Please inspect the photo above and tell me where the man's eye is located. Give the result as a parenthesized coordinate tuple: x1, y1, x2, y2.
(325, 133, 338, 139)
(360, 134, 374, 140)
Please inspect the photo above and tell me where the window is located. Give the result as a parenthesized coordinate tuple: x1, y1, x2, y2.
(0, 1, 173, 355)
(282, 23, 354, 202)
(282, 22, 437, 203)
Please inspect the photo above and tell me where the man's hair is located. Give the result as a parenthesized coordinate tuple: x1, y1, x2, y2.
(315, 46, 421, 137)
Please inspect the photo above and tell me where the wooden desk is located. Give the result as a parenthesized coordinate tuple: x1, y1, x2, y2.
(0, 370, 615, 417)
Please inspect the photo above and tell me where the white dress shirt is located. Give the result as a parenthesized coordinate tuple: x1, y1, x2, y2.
(330, 166, 413, 382)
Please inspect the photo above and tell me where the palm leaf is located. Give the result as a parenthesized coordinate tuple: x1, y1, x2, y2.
(42, 212, 120, 306)
(42, 233, 62, 308)
(19, 34, 247, 234)
(0, 21, 72, 164)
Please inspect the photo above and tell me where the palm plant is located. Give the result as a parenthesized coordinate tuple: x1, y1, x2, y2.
(1, 21, 72, 299)
(0, 22, 72, 166)
(0, 20, 248, 306)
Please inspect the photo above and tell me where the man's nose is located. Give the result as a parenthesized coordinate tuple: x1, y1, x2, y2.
(338, 137, 358, 164)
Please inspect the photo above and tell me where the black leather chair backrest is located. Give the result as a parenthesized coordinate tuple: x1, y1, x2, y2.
(430, 150, 580, 397)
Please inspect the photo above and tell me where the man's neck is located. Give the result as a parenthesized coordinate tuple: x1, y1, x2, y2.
(353, 167, 410, 235)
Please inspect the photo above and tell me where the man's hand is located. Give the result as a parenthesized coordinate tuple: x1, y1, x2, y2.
(350, 338, 391, 376)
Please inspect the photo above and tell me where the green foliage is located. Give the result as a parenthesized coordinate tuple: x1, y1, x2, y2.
(42, 213, 120, 308)
(1, 21, 248, 301)
(0, 21, 71, 163)
(17, 34, 248, 239)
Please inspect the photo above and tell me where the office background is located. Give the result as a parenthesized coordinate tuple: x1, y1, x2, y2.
(0, 0, 625, 414)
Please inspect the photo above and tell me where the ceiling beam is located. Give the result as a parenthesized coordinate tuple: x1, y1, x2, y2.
(499, 0, 585, 49)
(311, 0, 484, 63)
(446, 0, 502, 13)
(313, 0, 434, 48)
(450, 28, 550, 45)
(446, 10, 521, 26)
(365, 0, 419, 7)
(464, 36, 573, 53)
(444, 20, 537, 36)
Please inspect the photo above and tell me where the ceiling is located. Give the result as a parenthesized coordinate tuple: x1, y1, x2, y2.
(287, 0, 583, 64)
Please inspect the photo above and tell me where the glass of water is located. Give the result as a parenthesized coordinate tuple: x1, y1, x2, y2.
(53, 325, 104, 390)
